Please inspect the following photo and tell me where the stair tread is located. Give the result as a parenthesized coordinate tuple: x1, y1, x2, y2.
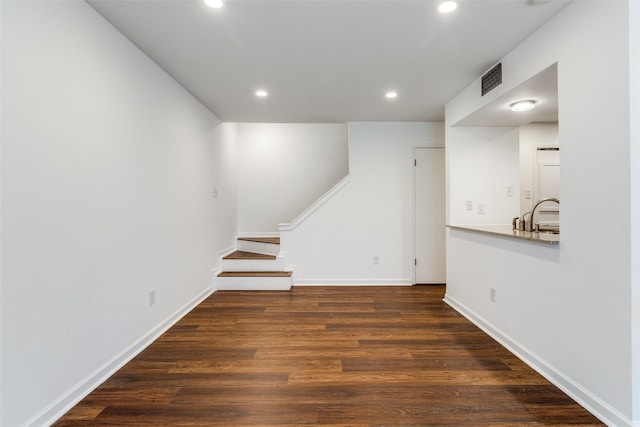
(238, 237, 280, 245)
(223, 251, 277, 260)
(218, 271, 292, 278)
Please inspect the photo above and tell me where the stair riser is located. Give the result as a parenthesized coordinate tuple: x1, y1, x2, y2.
(237, 240, 280, 256)
(221, 258, 286, 272)
(215, 276, 292, 291)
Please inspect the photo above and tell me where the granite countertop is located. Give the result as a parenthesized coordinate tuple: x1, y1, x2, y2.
(447, 224, 560, 245)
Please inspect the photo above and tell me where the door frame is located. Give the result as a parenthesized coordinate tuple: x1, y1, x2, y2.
(412, 146, 446, 285)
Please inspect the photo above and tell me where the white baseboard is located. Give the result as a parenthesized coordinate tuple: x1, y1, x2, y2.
(213, 245, 237, 281)
(443, 293, 633, 427)
(211, 267, 221, 292)
(217, 245, 236, 259)
(294, 278, 412, 286)
(34, 286, 215, 427)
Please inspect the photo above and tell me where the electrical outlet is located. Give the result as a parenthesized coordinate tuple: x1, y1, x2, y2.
(212, 188, 218, 199)
(490, 286, 496, 303)
(525, 190, 532, 200)
(477, 203, 485, 214)
(373, 255, 380, 265)
(506, 186, 514, 197)
(149, 289, 156, 306)
(465, 201, 473, 211)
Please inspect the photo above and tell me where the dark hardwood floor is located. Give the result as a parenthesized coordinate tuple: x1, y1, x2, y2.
(54, 285, 604, 426)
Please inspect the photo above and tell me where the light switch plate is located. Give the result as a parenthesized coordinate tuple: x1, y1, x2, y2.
(506, 186, 513, 197)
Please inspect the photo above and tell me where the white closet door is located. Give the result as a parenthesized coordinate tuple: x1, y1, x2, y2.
(415, 147, 446, 284)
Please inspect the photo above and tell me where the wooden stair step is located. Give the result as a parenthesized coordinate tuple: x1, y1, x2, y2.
(223, 251, 276, 260)
(217, 271, 292, 278)
(238, 237, 280, 245)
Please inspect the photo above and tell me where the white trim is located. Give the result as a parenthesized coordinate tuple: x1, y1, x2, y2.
(236, 239, 280, 256)
(443, 293, 633, 427)
(279, 175, 352, 231)
(294, 279, 412, 286)
(413, 146, 447, 286)
(287, 263, 298, 283)
(34, 286, 215, 427)
(221, 257, 287, 272)
(217, 245, 236, 259)
(236, 232, 280, 238)
(211, 267, 221, 292)
(411, 147, 418, 285)
(214, 245, 236, 272)
(215, 275, 292, 291)
(216, 245, 236, 268)
(212, 245, 237, 291)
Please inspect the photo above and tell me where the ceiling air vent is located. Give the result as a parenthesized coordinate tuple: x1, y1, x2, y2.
(481, 63, 502, 96)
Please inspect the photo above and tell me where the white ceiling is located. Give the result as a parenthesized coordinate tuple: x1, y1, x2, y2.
(454, 63, 558, 127)
(88, 0, 570, 123)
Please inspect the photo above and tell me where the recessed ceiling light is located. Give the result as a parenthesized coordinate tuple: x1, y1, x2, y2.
(255, 90, 268, 98)
(204, 0, 223, 8)
(385, 91, 398, 99)
(510, 100, 536, 112)
(438, 1, 458, 14)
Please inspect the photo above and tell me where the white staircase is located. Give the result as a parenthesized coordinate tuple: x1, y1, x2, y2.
(215, 237, 293, 291)
(236, 237, 281, 256)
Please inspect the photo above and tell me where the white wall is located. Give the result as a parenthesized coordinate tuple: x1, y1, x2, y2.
(212, 123, 239, 255)
(0, 2, 237, 426)
(447, 126, 520, 225)
(630, 1, 640, 423)
(0, 1, 4, 418)
(282, 122, 444, 284)
(445, 2, 633, 425)
(237, 123, 348, 234)
(447, 123, 559, 227)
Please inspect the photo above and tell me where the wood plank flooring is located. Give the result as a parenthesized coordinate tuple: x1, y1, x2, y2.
(223, 251, 277, 260)
(53, 286, 604, 426)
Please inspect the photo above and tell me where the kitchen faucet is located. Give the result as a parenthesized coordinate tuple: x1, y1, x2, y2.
(527, 197, 560, 232)
(517, 211, 530, 231)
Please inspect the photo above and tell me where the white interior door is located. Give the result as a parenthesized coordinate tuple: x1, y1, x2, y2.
(415, 147, 446, 284)
(534, 147, 560, 226)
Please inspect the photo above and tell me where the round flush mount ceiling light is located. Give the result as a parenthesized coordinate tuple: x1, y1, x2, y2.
(204, 0, 223, 8)
(510, 100, 536, 112)
(438, 1, 458, 14)
(385, 91, 398, 99)
(255, 90, 268, 98)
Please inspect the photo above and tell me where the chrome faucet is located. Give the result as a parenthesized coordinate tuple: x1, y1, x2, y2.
(518, 211, 530, 231)
(527, 197, 560, 232)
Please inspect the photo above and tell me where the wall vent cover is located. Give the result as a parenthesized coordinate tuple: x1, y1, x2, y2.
(481, 63, 502, 96)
